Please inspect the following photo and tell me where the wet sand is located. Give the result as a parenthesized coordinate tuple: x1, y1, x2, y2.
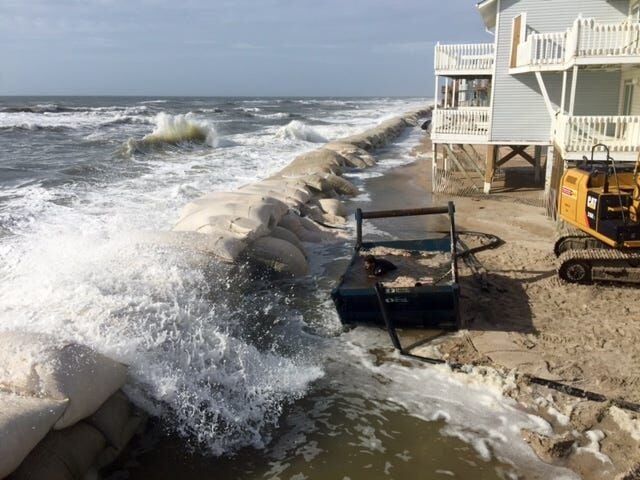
(357, 133, 640, 479)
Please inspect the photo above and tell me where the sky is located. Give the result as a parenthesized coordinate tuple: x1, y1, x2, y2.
(0, 0, 491, 97)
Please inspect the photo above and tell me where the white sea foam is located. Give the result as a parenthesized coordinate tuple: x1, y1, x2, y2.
(0, 105, 150, 131)
(275, 120, 327, 143)
(338, 328, 579, 479)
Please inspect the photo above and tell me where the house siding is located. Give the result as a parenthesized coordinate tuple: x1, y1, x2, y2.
(490, 0, 628, 143)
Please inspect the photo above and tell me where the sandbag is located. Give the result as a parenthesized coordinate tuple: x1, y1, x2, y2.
(303, 205, 347, 227)
(335, 133, 373, 151)
(278, 149, 345, 177)
(278, 212, 330, 242)
(175, 196, 288, 239)
(0, 392, 68, 478)
(86, 391, 146, 468)
(318, 198, 347, 217)
(269, 226, 305, 253)
(238, 184, 309, 207)
(139, 231, 248, 262)
(293, 174, 332, 193)
(174, 213, 269, 241)
(323, 174, 360, 196)
(246, 236, 309, 276)
(0, 332, 128, 430)
(179, 192, 289, 227)
(11, 422, 106, 480)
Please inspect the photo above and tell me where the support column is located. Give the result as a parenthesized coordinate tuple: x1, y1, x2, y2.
(444, 80, 449, 108)
(569, 66, 578, 116)
(534, 145, 543, 183)
(544, 145, 555, 195)
(484, 145, 497, 194)
(560, 70, 568, 113)
(432, 143, 438, 192)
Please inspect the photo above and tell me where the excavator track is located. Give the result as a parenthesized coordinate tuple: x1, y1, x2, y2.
(553, 223, 605, 257)
(557, 248, 640, 284)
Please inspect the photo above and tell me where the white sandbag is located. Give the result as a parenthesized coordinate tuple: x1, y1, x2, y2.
(279, 149, 345, 177)
(246, 236, 309, 276)
(324, 143, 377, 168)
(323, 174, 360, 196)
(293, 174, 332, 193)
(11, 422, 106, 480)
(335, 134, 373, 151)
(278, 213, 323, 243)
(0, 332, 128, 430)
(174, 213, 269, 241)
(237, 185, 307, 207)
(179, 192, 289, 226)
(303, 205, 347, 227)
(138, 230, 247, 262)
(318, 198, 347, 217)
(270, 226, 305, 254)
(175, 198, 288, 237)
(87, 391, 146, 468)
(0, 392, 68, 478)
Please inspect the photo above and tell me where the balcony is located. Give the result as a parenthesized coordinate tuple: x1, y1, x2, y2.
(512, 18, 640, 73)
(435, 43, 495, 76)
(431, 107, 491, 143)
(553, 114, 640, 160)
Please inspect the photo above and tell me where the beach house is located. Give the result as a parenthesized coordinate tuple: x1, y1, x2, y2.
(432, 0, 640, 212)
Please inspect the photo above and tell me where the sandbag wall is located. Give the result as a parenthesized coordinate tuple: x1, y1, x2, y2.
(0, 332, 144, 479)
(173, 107, 432, 275)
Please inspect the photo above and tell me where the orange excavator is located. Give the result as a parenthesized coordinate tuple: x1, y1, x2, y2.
(554, 144, 640, 284)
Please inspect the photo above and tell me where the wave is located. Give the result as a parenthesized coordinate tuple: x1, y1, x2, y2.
(0, 123, 70, 132)
(123, 112, 223, 155)
(274, 120, 327, 143)
(0, 104, 148, 115)
(255, 112, 291, 120)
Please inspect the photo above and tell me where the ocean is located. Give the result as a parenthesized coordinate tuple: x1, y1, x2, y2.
(0, 97, 573, 479)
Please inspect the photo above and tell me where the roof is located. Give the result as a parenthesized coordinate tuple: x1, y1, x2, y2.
(477, 0, 498, 30)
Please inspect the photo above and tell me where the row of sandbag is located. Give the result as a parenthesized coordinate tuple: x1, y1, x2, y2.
(171, 107, 432, 275)
(0, 332, 143, 479)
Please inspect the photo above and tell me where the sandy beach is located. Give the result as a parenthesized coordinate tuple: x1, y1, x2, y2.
(355, 133, 640, 479)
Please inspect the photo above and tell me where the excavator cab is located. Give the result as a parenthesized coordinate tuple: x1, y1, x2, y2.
(555, 144, 640, 284)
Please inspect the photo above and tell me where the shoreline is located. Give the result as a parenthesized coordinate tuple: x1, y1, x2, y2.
(357, 133, 640, 479)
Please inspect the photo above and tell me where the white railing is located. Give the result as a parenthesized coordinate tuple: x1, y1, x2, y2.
(519, 32, 567, 67)
(577, 18, 640, 58)
(435, 43, 495, 74)
(554, 114, 640, 154)
(514, 18, 640, 69)
(433, 107, 491, 139)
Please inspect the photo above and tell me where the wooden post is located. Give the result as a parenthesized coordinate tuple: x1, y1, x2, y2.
(484, 144, 496, 194)
(534, 145, 542, 183)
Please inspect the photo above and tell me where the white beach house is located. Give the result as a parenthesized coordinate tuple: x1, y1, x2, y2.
(432, 0, 640, 208)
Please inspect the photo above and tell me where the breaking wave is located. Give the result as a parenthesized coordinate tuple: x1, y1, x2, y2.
(275, 120, 327, 143)
(123, 112, 222, 155)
